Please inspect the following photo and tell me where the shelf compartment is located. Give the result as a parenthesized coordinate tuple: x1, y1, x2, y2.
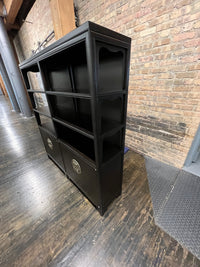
(39, 127, 64, 170)
(60, 142, 100, 207)
(102, 124, 125, 139)
(97, 42, 126, 93)
(98, 91, 126, 97)
(47, 95, 93, 133)
(102, 130, 122, 163)
(22, 64, 45, 91)
(40, 41, 90, 94)
(35, 113, 56, 135)
(53, 117, 93, 139)
(100, 96, 124, 134)
(30, 92, 51, 116)
(55, 122, 95, 162)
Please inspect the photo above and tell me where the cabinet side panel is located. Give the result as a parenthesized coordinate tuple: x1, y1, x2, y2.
(101, 154, 123, 208)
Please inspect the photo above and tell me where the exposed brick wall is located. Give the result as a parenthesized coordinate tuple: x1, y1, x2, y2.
(14, 0, 55, 62)
(75, 0, 200, 168)
(14, 0, 200, 168)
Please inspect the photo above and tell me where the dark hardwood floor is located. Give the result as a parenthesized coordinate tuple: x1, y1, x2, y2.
(0, 95, 200, 267)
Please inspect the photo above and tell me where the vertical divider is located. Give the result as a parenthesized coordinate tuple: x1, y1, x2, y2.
(21, 69, 31, 89)
(85, 31, 103, 212)
(34, 111, 41, 126)
(37, 62, 49, 92)
(120, 47, 131, 189)
(28, 92, 36, 109)
(86, 32, 101, 168)
(37, 61, 58, 137)
(69, 64, 80, 123)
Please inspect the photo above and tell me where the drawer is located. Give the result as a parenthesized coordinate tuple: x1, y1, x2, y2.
(60, 142, 101, 207)
(39, 127, 64, 170)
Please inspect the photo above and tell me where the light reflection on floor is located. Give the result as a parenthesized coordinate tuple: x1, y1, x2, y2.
(0, 99, 24, 156)
(19, 169, 51, 216)
(0, 96, 51, 217)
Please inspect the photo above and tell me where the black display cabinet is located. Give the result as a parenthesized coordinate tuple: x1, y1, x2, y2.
(20, 21, 131, 215)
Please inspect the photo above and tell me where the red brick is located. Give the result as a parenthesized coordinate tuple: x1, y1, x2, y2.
(135, 7, 152, 18)
(184, 38, 200, 47)
(173, 32, 195, 42)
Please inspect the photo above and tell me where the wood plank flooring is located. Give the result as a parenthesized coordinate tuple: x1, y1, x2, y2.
(0, 95, 200, 267)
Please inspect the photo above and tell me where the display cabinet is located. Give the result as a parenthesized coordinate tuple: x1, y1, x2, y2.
(20, 21, 131, 215)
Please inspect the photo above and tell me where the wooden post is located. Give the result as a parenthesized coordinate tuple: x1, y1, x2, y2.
(49, 0, 76, 40)
(4, 0, 23, 24)
(0, 74, 8, 97)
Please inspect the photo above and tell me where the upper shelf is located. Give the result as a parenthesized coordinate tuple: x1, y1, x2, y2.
(40, 41, 90, 94)
(97, 42, 126, 93)
(24, 41, 127, 95)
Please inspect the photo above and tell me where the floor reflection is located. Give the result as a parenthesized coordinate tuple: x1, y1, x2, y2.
(19, 169, 51, 216)
(0, 97, 24, 156)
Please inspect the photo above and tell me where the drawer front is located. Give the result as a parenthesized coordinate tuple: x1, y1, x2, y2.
(39, 128, 64, 170)
(60, 143, 101, 207)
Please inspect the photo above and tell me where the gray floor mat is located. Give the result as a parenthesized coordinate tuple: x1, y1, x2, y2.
(156, 170, 200, 259)
(145, 156, 200, 260)
(145, 156, 179, 216)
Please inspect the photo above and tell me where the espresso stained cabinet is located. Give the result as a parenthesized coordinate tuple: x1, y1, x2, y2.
(20, 21, 131, 215)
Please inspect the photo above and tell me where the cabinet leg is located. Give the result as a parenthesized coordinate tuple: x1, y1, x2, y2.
(98, 206, 107, 216)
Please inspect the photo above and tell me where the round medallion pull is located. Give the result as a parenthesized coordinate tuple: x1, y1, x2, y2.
(71, 159, 81, 174)
(47, 138, 53, 150)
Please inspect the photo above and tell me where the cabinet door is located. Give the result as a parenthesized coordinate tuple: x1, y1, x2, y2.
(60, 142, 101, 208)
(39, 128, 64, 170)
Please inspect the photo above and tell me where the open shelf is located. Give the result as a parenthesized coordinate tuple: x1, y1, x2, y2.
(46, 91, 91, 99)
(35, 113, 56, 135)
(40, 41, 90, 94)
(30, 92, 51, 116)
(102, 131, 122, 163)
(22, 64, 45, 91)
(55, 122, 95, 162)
(97, 42, 125, 93)
(53, 117, 93, 139)
(100, 96, 123, 134)
(98, 91, 126, 97)
(47, 95, 93, 133)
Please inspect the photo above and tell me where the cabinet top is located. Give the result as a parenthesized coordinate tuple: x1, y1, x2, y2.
(19, 21, 131, 70)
